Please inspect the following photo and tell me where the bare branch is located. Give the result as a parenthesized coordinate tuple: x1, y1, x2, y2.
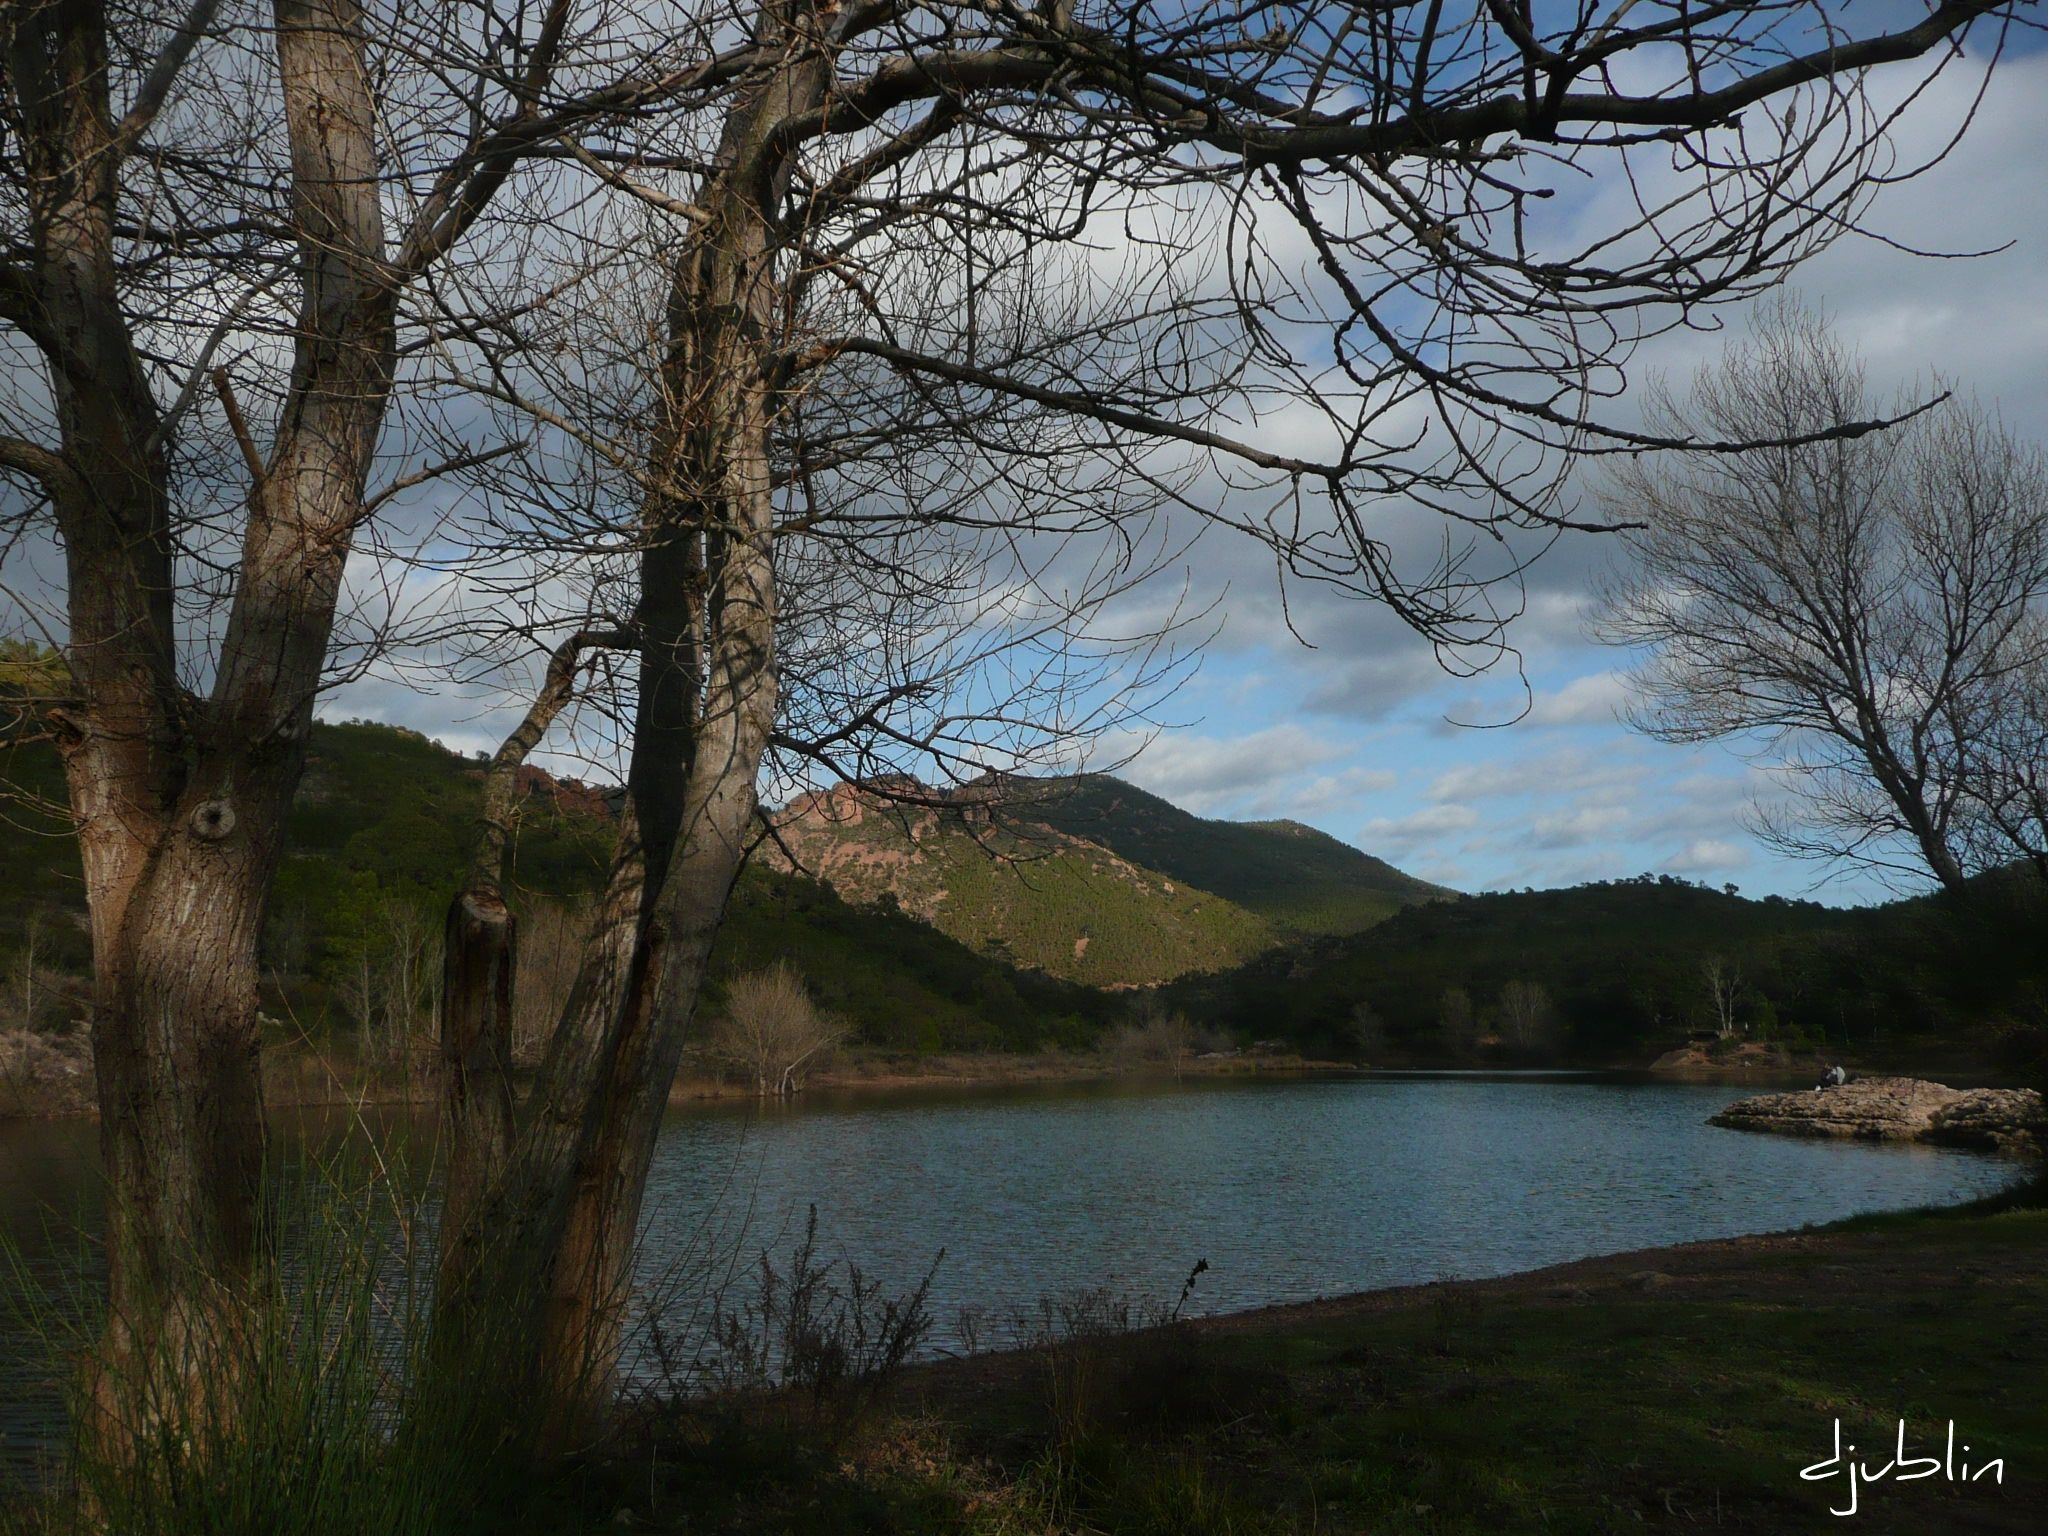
(208, 367, 265, 491)
(111, 0, 226, 159)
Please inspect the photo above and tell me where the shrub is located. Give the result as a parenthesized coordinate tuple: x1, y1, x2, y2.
(705, 963, 848, 1097)
(670, 1206, 939, 1431)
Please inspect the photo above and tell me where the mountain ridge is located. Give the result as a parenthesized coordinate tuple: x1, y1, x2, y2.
(761, 770, 1450, 985)
(762, 778, 1275, 986)
(1019, 773, 1451, 934)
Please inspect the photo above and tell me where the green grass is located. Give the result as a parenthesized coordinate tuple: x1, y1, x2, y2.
(0, 1148, 584, 1536)
(1227, 1216, 2044, 1532)
(10, 1197, 2041, 1533)
(564, 1201, 2048, 1534)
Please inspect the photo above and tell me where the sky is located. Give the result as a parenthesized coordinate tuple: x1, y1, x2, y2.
(1067, 38, 2048, 905)
(18, 11, 2028, 911)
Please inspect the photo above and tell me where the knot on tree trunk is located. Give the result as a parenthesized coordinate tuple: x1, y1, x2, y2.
(189, 800, 237, 841)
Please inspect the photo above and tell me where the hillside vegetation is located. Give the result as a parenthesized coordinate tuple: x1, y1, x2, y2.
(1024, 773, 1449, 934)
(7, 712, 2042, 1083)
(757, 771, 1452, 985)
(1166, 874, 2048, 1073)
(764, 781, 1286, 986)
(0, 722, 1123, 1066)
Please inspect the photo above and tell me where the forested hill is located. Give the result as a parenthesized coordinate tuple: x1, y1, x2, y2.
(0, 721, 1121, 1055)
(8, 713, 2039, 1073)
(1022, 774, 1450, 935)
(761, 772, 1449, 985)
(0, 717, 1436, 1052)
(1163, 874, 2048, 1072)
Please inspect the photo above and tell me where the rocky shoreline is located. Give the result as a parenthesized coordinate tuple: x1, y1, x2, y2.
(1712, 1075, 2044, 1158)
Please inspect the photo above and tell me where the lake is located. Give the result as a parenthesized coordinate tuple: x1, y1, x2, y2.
(629, 1073, 2022, 1348)
(0, 1073, 2022, 1473)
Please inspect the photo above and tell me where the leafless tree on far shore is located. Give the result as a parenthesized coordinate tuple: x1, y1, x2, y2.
(706, 961, 846, 1097)
(1496, 979, 1558, 1049)
(1702, 956, 1744, 1039)
(1597, 302, 2048, 892)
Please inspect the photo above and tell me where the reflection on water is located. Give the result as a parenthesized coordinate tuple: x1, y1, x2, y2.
(2, 1076, 2022, 1477)
(630, 1075, 2020, 1347)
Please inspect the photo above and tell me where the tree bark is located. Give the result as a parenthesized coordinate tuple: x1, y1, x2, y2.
(4, 0, 400, 1440)
(439, 629, 629, 1294)
(523, 11, 822, 1431)
(434, 4, 824, 1439)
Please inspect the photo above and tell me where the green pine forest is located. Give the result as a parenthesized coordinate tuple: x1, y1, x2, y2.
(2, 706, 2044, 1077)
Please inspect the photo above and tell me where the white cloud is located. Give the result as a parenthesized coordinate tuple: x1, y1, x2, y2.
(1425, 746, 1651, 805)
(1360, 803, 1480, 855)
(1278, 767, 1400, 818)
(1663, 839, 1751, 877)
(1529, 805, 1633, 849)
(1525, 671, 1629, 728)
(1115, 723, 1348, 813)
(1299, 647, 1449, 719)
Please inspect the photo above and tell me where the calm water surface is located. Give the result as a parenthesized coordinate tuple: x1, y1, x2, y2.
(1, 1075, 2023, 1472)
(631, 1075, 2021, 1341)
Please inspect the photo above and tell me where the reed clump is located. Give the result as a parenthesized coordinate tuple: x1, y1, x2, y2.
(1, 1153, 562, 1536)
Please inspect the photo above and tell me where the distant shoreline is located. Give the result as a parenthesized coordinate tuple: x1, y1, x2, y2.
(3, 1033, 2024, 1123)
(0, 1037, 1363, 1122)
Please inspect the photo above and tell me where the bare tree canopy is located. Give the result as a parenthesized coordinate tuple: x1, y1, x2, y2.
(0, 0, 2032, 1458)
(1596, 302, 2048, 891)
(450, 0, 2037, 743)
(705, 961, 845, 1096)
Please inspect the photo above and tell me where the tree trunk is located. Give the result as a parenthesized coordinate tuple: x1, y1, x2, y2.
(435, 7, 822, 1440)
(520, 38, 816, 1429)
(531, 719, 772, 1427)
(12, 0, 399, 1448)
(438, 629, 629, 1293)
(439, 889, 519, 1280)
(74, 712, 333, 1451)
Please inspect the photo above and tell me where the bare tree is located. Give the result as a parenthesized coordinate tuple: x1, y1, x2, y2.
(1105, 998, 1211, 1075)
(1348, 999, 1388, 1063)
(342, 895, 440, 1076)
(707, 961, 845, 1096)
(428, 1, 2032, 1440)
(0, 0, 792, 1437)
(1496, 979, 1558, 1051)
(8, 907, 46, 1031)
(1598, 303, 2048, 890)
(1963, 612, 2048, 881)
(1702, 956, 1744, 1040)
(0, 0, 2024, 1455)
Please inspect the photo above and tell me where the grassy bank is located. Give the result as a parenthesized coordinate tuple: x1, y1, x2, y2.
(8, 1196, 2041, 1533)
(576, 1199, 2046, 1535)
